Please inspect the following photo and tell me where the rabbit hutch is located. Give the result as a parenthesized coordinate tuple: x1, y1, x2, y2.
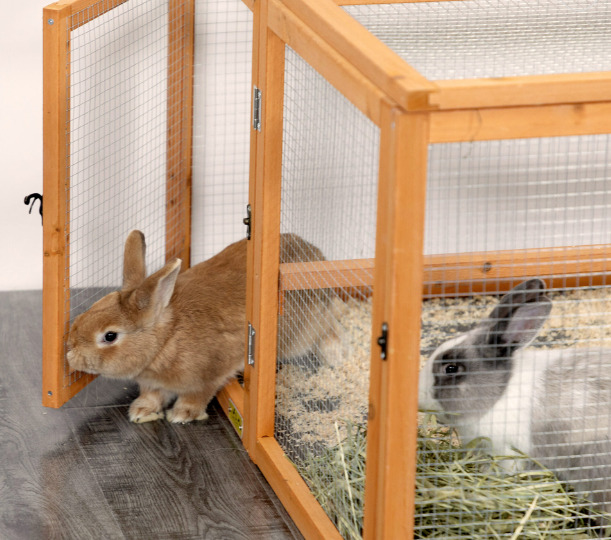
(42, 0, 611, 538)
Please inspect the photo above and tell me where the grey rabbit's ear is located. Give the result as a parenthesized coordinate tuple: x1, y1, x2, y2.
(483, 279, 552, 356)
(123, 230, 146, 290)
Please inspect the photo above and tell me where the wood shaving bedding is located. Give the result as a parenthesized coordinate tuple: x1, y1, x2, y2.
(275, 286, 611, 462)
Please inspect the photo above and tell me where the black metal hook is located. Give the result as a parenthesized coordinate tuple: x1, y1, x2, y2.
(243, 204, 252, 240)
(24, 193, 43, 224)
(377, 322, 388, 360)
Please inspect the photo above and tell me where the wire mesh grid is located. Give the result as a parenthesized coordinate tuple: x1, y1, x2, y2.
(63, 0, 190, 388)
(275, 45, 379, 538)
(417, 135, 611, 538)
(344, 0, 611, 80)
(190, 0, 252, 263)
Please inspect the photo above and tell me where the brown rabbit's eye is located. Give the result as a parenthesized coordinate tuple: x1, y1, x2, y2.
(103, 331, 118, 343)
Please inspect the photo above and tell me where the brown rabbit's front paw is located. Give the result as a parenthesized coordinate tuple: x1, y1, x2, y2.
(166, 399, 209, 424)
(128, 397, 165, 424)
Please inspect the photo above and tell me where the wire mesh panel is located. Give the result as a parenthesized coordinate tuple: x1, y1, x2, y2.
(43, 0, 193, 406)
(191, 0, 252, 263)
(416, 135, 611, 538)
(274, 45, 380, 539)
(344, 0, 611, 80)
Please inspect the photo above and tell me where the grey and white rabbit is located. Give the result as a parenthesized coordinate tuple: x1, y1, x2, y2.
(419, 278, 611, 519)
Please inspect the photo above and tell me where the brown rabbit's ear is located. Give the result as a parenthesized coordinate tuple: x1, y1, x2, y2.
(123, 230, 146, 290)
(134, 258, 182, 323)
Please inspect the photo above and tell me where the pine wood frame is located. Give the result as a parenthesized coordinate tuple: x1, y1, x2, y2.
(42, 0, 194, 407)
(241, 0, 611, 538)
(42, 0, 611, 537)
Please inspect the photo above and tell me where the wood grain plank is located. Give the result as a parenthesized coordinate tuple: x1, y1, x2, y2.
(423, 245, 611, 296)
(337, 0, 466, 3)
(268, 0, 391, 126)
(0, 291, 125, 539)
(280, 259, 373, 291)
(166, 0, 194, 268)
(278, 0, 438, 111)
(243, 0, 263, 457)
(42, 4, 72, 409)
(67, 404, 300, 539)
(244, 28, 285, 452)
(1, 291, 302, 540)
(277, 245, 611, 299)
(256, 438, 342, 540)
(432, 72, 611, 110)
(430, 101, 611, 143)
(43, 3, 97, 408)
(364, 107, 429, 539)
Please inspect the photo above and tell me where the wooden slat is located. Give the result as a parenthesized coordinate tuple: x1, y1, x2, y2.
(242, 0, 263, 457)
(256, 437, 342, 540)
(43, 4, 97, 408)
(430, 100, 611, 143)
(432, 72, 611, 111)
(242, 0, 261, 453)
(280, 258, 373, 291)
(166, 0, 194, 268)
(424, 245, 611, 296)
(216, 379, 245, 438)
(337, 0, 466, 3)
(278, 0, 438, 111)
(42, 4, 70, 408)
(268, 0, 392, 126)
(216, 379, 244, 416)
(243, 28, 286, 454)
(278, 245, 611, 298)
(363, 107, 428, 539)
(361, 105, 392, 539)
(46, 0, 129, 31)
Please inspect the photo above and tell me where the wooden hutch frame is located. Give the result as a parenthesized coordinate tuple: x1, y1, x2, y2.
(43, 0, 611, 537)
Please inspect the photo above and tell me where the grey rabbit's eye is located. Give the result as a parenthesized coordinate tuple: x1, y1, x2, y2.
(443, 363, 463, 375)
(103, 331, 118, 343)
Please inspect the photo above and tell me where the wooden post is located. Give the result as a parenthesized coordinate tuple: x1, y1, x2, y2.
(363, 105, 429, 539)
(243, 20, 285, 453)
(42, 4, 96, 407)
(166, 0, 195, 268)
(42, 4, 70, 408)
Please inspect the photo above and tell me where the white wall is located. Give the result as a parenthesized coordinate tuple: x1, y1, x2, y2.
(0, 0, 252, 293)
(0, 2, 47, 291)
(190, 0, 252, 263)
(4, 0, 611, 292)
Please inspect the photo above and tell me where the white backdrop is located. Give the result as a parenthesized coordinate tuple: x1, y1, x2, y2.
(0, 2, 46, 291)
(3, 0, 611, 291)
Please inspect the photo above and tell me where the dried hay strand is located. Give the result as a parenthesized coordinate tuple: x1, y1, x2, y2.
(298, 416, 606, 540)
(283, 287, 611, 539)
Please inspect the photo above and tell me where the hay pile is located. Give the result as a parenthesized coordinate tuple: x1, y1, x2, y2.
(298, 416, 604, 539)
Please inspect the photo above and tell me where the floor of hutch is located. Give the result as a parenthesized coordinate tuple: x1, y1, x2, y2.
(0, 290, 302, 540)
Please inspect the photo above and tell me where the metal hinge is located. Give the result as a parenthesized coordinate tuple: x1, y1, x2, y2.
(247, 322, 256, 365)
(377, 322, 388, 360)
(252, 86, 262, 131)
(243, 204, 252, 239)
(227, 399, 243, 438)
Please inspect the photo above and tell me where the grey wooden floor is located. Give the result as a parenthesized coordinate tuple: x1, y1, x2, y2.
(0, 290, 303, 540)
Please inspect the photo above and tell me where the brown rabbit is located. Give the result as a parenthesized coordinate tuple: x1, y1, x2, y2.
(67, 231, 333, 423)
